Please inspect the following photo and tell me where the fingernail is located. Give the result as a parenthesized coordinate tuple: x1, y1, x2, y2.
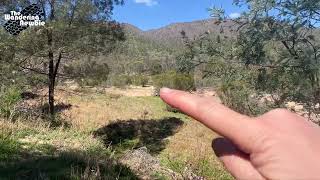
(160, 87, 172, 94)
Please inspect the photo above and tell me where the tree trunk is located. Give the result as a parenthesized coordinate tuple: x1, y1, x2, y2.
(48, 29, 55, 116)
(48, 60, 55, 115)
(47, 0, 56, 117)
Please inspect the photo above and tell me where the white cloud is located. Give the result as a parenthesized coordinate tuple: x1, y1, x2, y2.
(134, 0, 158, 6)
(229, 12, 241, 19)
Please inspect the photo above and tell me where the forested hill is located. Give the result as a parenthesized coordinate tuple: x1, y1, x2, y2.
(121, 19, 238, 46)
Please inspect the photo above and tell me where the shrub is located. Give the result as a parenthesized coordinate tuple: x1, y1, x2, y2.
(152, 71, 195, 113)
(152, 71, 195, 95)
(0, 86, 22, 120)
(132, 75, 149, 87)
(109, 75, 132, 88)
(216, 66, 273, 116)
(64, 59, 110, 86)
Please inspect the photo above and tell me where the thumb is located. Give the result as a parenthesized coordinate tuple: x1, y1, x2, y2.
(212, 138, 264, 180)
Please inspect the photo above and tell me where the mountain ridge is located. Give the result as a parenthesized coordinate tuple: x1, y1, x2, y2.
(121, 18, 238, 46)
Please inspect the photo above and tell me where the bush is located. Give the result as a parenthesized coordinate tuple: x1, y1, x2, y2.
(152, 71, 195, 95)
(109, 75, 132, 88)
(215, 65, 273, 116)
(218, 80, 270, 116)
(64, 59, 110, 86)
(132, 75, 149, 87)
(0, 86, 22, 120)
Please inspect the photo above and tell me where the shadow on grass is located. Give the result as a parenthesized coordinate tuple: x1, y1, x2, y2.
(30, 103, 73, 128)
(21, 92, 40, 100)
(17, 99, 73, 128)
(41, 103, 73, 114)
(93, 117, 184, 155)
(0, 136, 138, 179)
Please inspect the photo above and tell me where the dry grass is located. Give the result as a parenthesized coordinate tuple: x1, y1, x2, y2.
(0, 86, 232, 179)
(159, 119, 232, 179)
(60, 89, 186, 132)
(59, 87, 231, 179)
(105, 85, 155, 97)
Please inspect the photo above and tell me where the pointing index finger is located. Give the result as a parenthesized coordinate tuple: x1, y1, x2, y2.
(160, 88, 264, 153)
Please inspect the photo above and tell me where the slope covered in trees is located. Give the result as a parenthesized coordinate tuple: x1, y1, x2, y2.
(122, 19, 238, 47)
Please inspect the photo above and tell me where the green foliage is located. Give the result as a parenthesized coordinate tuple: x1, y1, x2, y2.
(160, 155, 233, 180)
(161, 156, 186, 175)
(1, 0, 126, 116)
(173, 0, 320, 116)
(230, 0, 320, 112)
(25, 74, 47, 88)
(132, 75, 149, 87)
(0, 149, 138, 179)
(149, 62, 163, 75)
(203, 56, 272, 115)
(64, 58, 110, 86)
(108, 75, 149, 88)
(109, 75, 133, 88)
(0, 134, 21, 161)
(152, 71, 195, 94)
(0, 122, 138, 179)
(0, 86, 22, 120)
(104, 31, 177, 76)
(152, 172, 170, 180)
(218, 73, 271, 115)
(177, 31, 278, 115)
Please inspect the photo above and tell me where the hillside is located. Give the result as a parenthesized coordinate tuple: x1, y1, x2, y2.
(122, 19, 238, 46)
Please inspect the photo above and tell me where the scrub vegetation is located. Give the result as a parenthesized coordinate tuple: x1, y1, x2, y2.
(0, 0, 320, 179)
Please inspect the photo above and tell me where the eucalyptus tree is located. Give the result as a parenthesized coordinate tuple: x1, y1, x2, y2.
(175, 0, 320, 115)
(230, 0, 320, 109)
(0, 0, 125, 116)
(207, 0, 320, 113)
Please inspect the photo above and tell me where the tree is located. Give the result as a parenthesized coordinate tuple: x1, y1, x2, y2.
(0, 0, 125, 117)
(231, 0, 320, 109)
(178, 0, 320, 116)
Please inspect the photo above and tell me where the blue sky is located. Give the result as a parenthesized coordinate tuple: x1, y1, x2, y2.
(112, 0, 247, 31)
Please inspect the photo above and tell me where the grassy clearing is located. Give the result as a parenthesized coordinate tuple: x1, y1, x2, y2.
(0, 120, 138, 179)
(0, 87, 232, 179)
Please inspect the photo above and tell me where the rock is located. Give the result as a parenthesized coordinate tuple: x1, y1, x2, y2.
(294, 105, 304, 112)
(286, 102, 297, 110)
(120, 147, 166, 179)
(285, 102, 305, 112)
(309, 113, 320, 124)
(119, 147, 204, 180)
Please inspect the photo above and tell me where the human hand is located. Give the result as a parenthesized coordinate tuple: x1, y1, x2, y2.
(160, 88, 320, 180)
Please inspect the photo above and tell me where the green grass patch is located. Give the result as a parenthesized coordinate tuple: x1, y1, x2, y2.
(160, 155, 186, 175)
(0, 151, 138, 180)
(0, 134, 21, 161)
(160, 154, 233, 180)
(112, 139, 140, 155)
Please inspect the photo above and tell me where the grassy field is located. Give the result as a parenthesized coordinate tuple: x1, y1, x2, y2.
(0, 86, 232, 179)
